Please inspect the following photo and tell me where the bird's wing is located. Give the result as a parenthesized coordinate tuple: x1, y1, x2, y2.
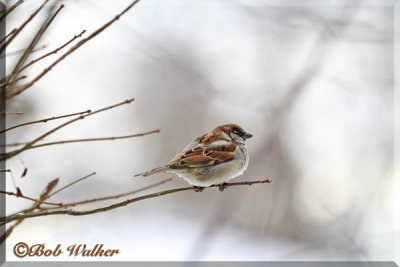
(169, 141, 237, 169)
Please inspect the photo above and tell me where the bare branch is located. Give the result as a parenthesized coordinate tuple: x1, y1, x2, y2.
(1, 179, 272, 224)
(0, 0, 49, 53)
(0, 0, 24, 21)
(7, 4, 64, 84)
(0, 28, 17, 45)
(30, 129, 161, 149)
(0, 98, 135, 160)
(0, 109, 92, 134)
(6, 177, 173, 218)
(0, 220, 23, 244)
(0, 169, 11, 172)
(0, 189, 62, 207)
(1, 178, 60, 243)
(2, 75, 27, 88)
(6, 0, 141, 99)
(1, 44, 47, 58)
(0, 143, 21, 147)
(19, 30, 86, 73)
(48, 172, 96, 198)
(49, 177, 173, 208)
(0, 111, 23, 116)
(0, 130, 159, 148)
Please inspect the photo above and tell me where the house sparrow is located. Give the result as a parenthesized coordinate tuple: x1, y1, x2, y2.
(134, 124, 253, 192)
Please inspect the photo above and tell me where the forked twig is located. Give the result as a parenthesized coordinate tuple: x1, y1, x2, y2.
(7, 4, 64, 84)
(5, 177, 173, 218)
(0, 0, 49, 53)
(48, 177, 173, 208)
(0, 28, 17, 44)
(2, 75, 27, 87)
(0, 178, 59, 243)
(48, 172, 96, 198)
(0, 98, 135, 160)
(19, 30, 86, 73)
(6, 0, 141, 99)
(0, 190, 62, 207)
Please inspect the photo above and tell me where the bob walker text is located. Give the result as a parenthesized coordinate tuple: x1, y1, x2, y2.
(13, 242, 120, 258)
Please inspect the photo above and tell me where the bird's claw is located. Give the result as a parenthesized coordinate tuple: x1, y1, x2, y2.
(218, 183, 228, 192)
(193, 186, 204, 192)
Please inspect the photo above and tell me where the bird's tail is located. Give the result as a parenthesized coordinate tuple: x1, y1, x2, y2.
(134, 166, 169, 177)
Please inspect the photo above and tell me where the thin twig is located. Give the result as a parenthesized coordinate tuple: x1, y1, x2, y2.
(30, 130, 161, 149)
(0, 189, 62, 207)
(0, 0, 24, 21)
(0, 143, 24, 147)
(6, 177, 172, 218)
(0, 130, 159, 147)
(0, 76, 28, 91)
(49, 177, 173, 208)
(5, 172, 95, 218)
(6, 0, 141, 99)
(7, 4, 64, 84)
(19, 30, 86, 73)
(2, 75, 27, 87)
(0, 109, 92, 134)
(0, 98, 135, 160)
(0, 220, 23, 244)
(0, 169, 11, 172)
(0, 0, 49, 53)
(0, 28, 17, 44)
(1, 44, 47, 58)
(0, 111, 23, 116)
(1, 179, 272, 224)
(48, 172, 96, 198)
(1, 178, 60, 243)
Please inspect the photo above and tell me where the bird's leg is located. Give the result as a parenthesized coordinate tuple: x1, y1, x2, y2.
(193, 186, 204, 192)
(218, 183, 228, 192)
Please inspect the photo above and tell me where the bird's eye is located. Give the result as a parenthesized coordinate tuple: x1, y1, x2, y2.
(234, 130, 242, 136)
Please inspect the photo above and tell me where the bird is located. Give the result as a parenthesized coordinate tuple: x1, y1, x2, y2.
(134, 124, 253, 192)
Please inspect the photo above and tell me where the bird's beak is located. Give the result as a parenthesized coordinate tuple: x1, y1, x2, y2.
(243, 132, 253, 140)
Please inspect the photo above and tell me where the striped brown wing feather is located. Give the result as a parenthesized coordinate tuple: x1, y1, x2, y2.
(170, 142, 237, 169)
(195, 132, 221, 144)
